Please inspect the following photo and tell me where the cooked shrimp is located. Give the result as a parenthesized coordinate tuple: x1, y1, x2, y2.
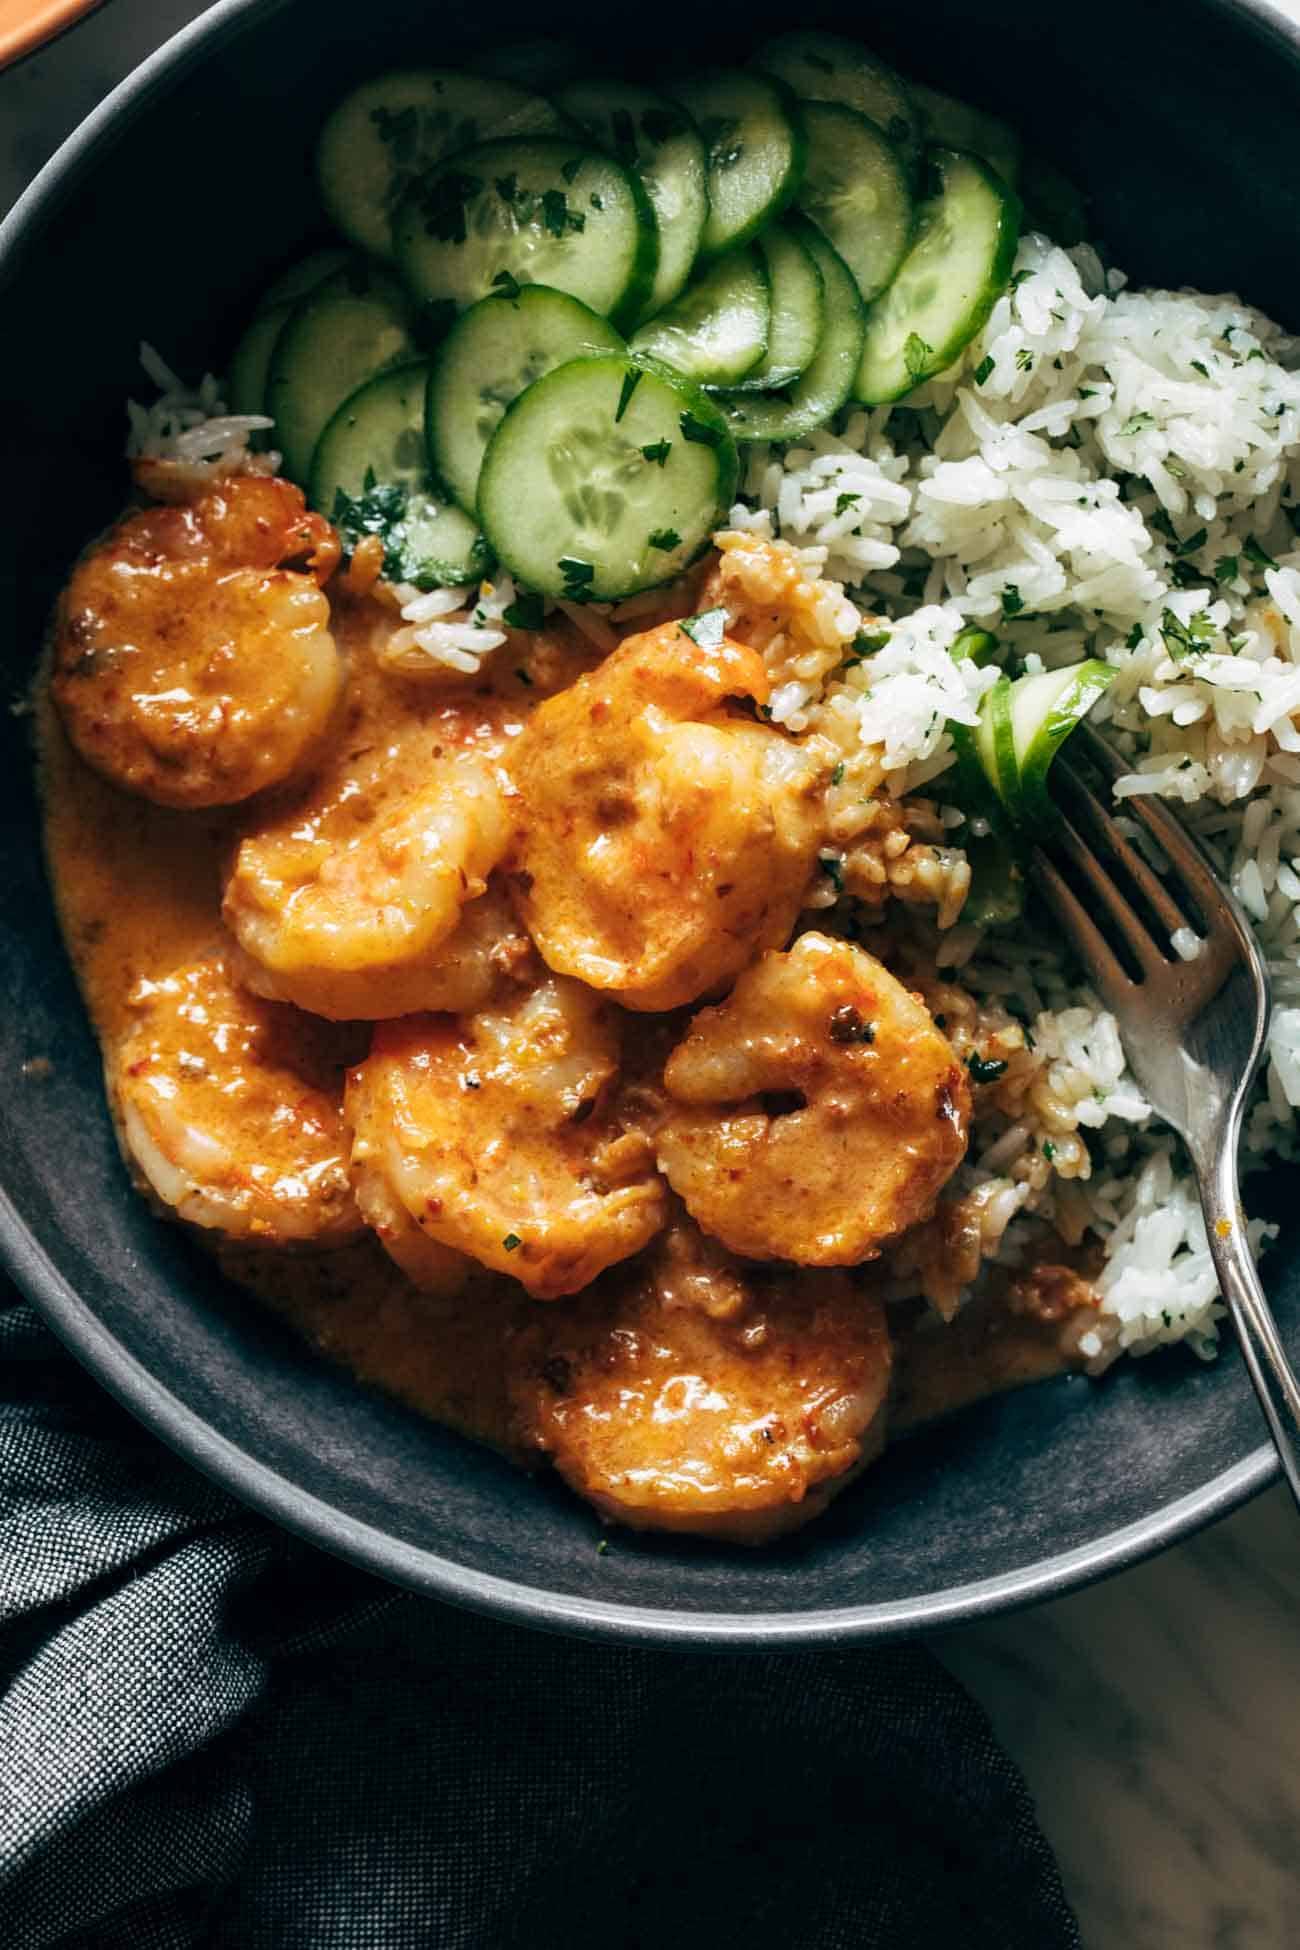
(109, 953, 364, 1245)
(504, 618, 827, 1012)
(657, 931, 970, 1265)
(506, 1217, 893, 1542)
(349, 1148, 472, 1297)
(51, 474, 343, 809)
(345, 975, 666, 1298)
(223, 752, 515, 1020)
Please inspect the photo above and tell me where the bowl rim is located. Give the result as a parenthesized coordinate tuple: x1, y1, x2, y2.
(0, 0, 1295, 1648)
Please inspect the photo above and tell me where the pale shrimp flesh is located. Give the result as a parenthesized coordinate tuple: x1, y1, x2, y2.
(504, 618, 827, 1012)
(345, 973, 667, 1298)
(52, 473, 343, 809)
(110, 953, 365, 1245)
(657, 931, 971, 1265)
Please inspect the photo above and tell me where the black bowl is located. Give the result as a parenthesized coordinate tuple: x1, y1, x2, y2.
(2, 0, 1298, 1647)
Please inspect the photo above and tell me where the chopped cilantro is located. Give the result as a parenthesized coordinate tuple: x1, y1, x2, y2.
(1015, 347, 1034, 372)
(590, 191, 604, 211)
(679, 607, 727, 649)
(830, 761, 845, 786)
(834, 491, 861, 518)
(903, 332, 934, 381)
(502, 590, 545, 631)
(1191, 359, 1210, 378)
(1244, 535, 1277, 571)
(495, 172, 519, 203)
(420, 169, 483, 245)
(1173, 526, 1207, 558)
(490, 268, 522, 302)
(541, 188, 584, 238)
(559, 155, 583, 184)
(973, 354, 995, 386)
(679, 409, 722, 448)
(1159, 607, 1215, 660)
(558, 557, 595, 602)
(1043, 1139, 1057, 1161)
(648, 528, 681, 551)
(821, 854, 845, 892)
(1010, 268, 1033, 289)
(596, 1538, 610, 1556)
(615, 368, 642, 423)
(1001, 584, 1025, 618)
(852, 629, 891, 657)
(331, 474, 446, 590)
(1119, 411, 1155, 436)
(967, 1052, 1008, 1084)
(1149, 508, 1177, 542)
(502, 1233, 522, 1252)
(640, 438, 671, 466)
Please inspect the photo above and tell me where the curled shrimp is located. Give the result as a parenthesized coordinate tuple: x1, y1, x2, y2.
(52, 473, 343, 808)
(345, 973, 666, 1298)
(657, 931, 971, 1265)
(109, 953, 364, 1246)
(506, 1215, 893, 1542)
(223, 750, 517, 1022)
(504, 618, 827, 1012)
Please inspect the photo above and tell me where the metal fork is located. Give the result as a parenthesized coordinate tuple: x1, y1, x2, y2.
(1029, 721, 1300, 1508)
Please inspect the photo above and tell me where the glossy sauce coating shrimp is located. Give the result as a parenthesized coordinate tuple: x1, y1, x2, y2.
(504, 619, 827, 1012)
(109, 953, 364, 1245)
(506, 1217, 893, 1542)
(51, 473, 343, 808)
(224, 752, 515, 1020)
(657, 932, 970, 1265)
(346, 974, 667, 1298)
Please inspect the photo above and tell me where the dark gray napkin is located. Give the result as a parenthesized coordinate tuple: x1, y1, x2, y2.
(0, 1286, 1080, 1948)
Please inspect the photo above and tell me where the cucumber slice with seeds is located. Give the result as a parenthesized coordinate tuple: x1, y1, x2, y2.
(664, 70, 805, 259)
(478, 354, 737, 600)
(728, 221, 823, 391)
(557, 79, 708, 320)
(266, 264, 417, 486)
(427, 283, 625, 516)
(310, 362, 489, 588)
(630, 247, 769, 388)
(753, 32, 923, 172)
(317, 70, 563, 260)
(853, 148, 1020, 405)
(715, 226, 864, 444)
(393, 137, 656, 331)
(797, 101, 913, 304)
(911, 83, 1021, 188)
(228, 250, 348, 419)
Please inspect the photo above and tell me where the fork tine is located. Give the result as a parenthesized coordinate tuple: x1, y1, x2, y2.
(1073, 723, 1268, 971)
(1028, 843, 1136, 1018)
(1042, 812, 1170, 979)
(1072, 725, 1236, 929)
(1052, 760, 1194, 944)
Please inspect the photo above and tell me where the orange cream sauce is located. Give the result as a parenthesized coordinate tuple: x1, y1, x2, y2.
(38, 581, 1086, 1491)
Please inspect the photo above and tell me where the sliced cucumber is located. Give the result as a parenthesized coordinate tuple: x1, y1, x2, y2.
(258, 246, 350, 311)
(796, 101, 913, 305)
(854, 148, 1020, 406)
(911, 82, 1021, 188)
(228, 250, 351, 419)
(1007, 660, 1115, 821)
(970, 660, 1115, 821)
(557, 79, 708, 320)
(752, 32, 923, 172)
(478, 355, 737, 600)
(630, 248, 769, 388)
(427, 284, 625, 516)
(714, 225, 864, 444)
(266, 264, 417, 485)
(393, 137, 656, 332)
(470, 39, 584, 91)
(310, 363, 489, 588)
(664, 70, 805, 258)
(227, 306, 290, 418)
(729, 222, 823, 391)
(316, 70, 563, 260)
(945, 626, 1001, 811)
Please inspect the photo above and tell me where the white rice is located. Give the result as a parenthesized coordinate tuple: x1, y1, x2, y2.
(130, 229, 1300, 1361)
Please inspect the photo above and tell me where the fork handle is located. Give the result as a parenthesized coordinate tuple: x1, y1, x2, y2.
(1197, 1128, 1300, 1511)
